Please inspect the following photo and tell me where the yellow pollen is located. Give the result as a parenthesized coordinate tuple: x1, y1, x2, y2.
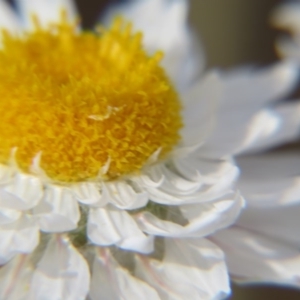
(0, 16, 182, 182)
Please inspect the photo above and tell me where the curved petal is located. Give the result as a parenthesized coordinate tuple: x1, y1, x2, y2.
(0, 164, 14, 185)
(0, 173, 43, 210)
(136, 170, 165, 189)
(221, 62, 298, 107)
(213, 227, 300, 288)
(135, 192, 243, 238)
(0, 215, 39, 264)
(104, 181, 149, 210)
(144, 181, 237, 206)
(181, 71, 221, 146)
(237, 204, 300, 249)
(0, 0, 20, 32)
(145, 164, 203, 196)
(71, 182, 107, 207)
(179, 192, 244, 234)
(135, 238, 230, 300)
(88, 207, 154, 254)
(200, 62, 299, 157)
(174, 155, 238, 184)
(141, 158, 238, 205)
(243, 102, 300, 153)
(35, 185, 80, 232)
(15, 0, 77, 29)
(237, 151, 300, 207)
(0, 254, 33, 300)
(30, 235, 90, 300)
(0, 207, 21, 226)
(103, 0, 204, 90)
(89, 247, 160, 300)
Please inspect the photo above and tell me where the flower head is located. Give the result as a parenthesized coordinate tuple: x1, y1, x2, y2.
(0, 1, 243, 299)
(0, 14, 182, 182)
(2, 0, 298, 298)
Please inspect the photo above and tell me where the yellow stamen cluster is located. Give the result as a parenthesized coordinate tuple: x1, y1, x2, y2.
(0, 17, 182, 182)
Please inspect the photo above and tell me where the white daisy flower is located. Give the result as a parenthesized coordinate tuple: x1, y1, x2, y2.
(0, 0, 245, 299)
(0, 0, 298, 298)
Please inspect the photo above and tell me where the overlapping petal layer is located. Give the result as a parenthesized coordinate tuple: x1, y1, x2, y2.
(0, 1, 239, 299)
(0, 0, 298, 298)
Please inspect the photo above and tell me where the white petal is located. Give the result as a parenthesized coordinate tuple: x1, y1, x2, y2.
(142, 159, 238, 205)
(179, 192, 244, 234)
(237, 108, 282, 154)
(0, 0, 20, 32)
(135, 238, 230, 300)
(136, 170, 165, 188)
(0, 254, 33, 300)
(213, 227, 300, 287)
(144, 181, 236, 206)
(221, 62, 298, 106)
(0, 164, 13, 185)
(181, 71, 221, 146)
(15, 0, 77, 29)
(237, 204, 300, 249)
(30, 235, 90, 300)
(104, 181, 149, 210)
(241, 108, 285, 154)
(237, 151, 300, 207)
(88, 207, 154, 254)
(35, 185, 80, 232)
(135, 192, 243, 238)
(0, 207, 21, 225)
(0, 173, 43, 210)
(104, 0, 204, 90)
(201, 62, 299, 157)
(174, 155, 238, 184)
(0, 215, 39, 264)
(244, 102, 300, 153)
(89, 248, 160, 300)
(71, 182, 107, 207)
(149, 164, 203, 195)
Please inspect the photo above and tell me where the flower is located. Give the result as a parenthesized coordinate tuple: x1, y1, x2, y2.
(209, 2, 300, 287)
(0, 0, 245, 299)
(0, 0, 298, 298)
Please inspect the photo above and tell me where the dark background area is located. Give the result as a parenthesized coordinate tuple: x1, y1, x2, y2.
(6, 0, 300, 299)
(75, 0, 282, 67)
(190, 0, 281, 68)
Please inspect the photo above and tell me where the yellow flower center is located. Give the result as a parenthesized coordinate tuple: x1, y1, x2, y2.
(0, 17, 182, 182)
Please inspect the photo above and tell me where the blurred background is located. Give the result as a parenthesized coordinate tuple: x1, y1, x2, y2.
(6, 0, 300, 298)
(74, 0, 282, 67)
